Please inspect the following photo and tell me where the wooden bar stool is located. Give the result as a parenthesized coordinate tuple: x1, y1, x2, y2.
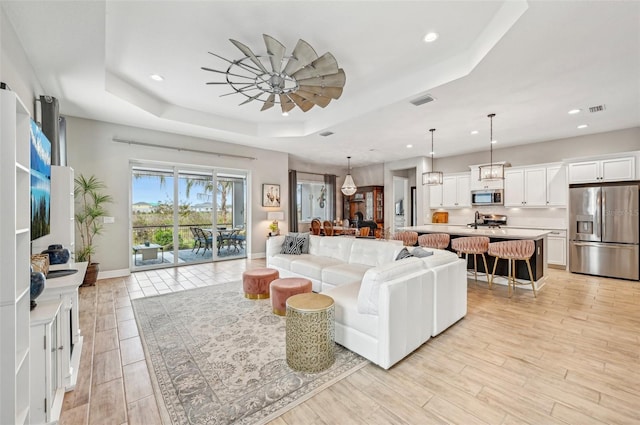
(418, 233, 450, 249)
(451, 236, 490, 285)
(488, 240, 536, 298)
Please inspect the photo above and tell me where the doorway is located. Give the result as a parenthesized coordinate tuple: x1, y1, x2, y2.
(392, 176, 409, 232)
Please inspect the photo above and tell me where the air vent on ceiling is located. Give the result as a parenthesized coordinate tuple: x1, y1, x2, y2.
(588, 104, 606, 113)
(410, 94, 436, 106)
(319, 131, 334, 137)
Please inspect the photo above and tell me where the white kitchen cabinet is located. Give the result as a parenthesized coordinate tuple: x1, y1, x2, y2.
(505, 164, 567, 208)
(30, 300, 64, 425)
(546, 230, 567, 267)
(504, 167, 546, 207)
(546, 165, 567, 207)
(429, 184, 443, 208)
(0, 90, 31, 425)
(442, 174, 470, 208)
(568, 156, 635, 183)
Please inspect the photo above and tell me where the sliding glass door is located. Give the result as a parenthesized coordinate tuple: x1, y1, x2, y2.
(131, 163, 247, 270)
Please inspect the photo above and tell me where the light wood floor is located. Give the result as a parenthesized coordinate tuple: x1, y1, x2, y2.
(60, 260, 640, 425)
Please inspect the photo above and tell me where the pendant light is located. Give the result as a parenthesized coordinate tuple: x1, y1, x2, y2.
(479, 113, 505, 180)
(422, 128, 443, 185)
(341, 156, 357, 196)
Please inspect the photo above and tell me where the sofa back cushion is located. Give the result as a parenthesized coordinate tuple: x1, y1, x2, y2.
(348, 239, 405, 267)
(357, 257, 425, 315)
(309, 235, 354, 261)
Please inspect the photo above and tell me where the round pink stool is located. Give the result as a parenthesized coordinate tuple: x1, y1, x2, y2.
(270, 277, 313, 316)
(451, 236, 490, 285)
(418, 233, 450, 249)
(242, 268, 279, 299)
(488, 240, 536, 298)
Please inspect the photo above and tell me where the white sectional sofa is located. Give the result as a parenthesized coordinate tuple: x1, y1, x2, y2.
(266, 234, 467, 369)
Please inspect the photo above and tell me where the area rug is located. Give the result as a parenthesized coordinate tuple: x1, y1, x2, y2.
(132, 281, 368, 424)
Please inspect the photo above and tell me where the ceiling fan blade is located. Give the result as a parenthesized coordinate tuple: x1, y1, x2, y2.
(263, 34, 286, 74)
(291, 53, 339, 80)
(230, 39, 268, 73)
(297, 69, 346, 88)
(288, 93, 315, 112)
(208, 52, 262, 75)
(261, 94, 275, 111)
(298, 85, 343, 99)
(219, 85, 260, 97)
(295, 90, 332, 108)
(283, 39, 318, 76)
(279, 94, 296, 113)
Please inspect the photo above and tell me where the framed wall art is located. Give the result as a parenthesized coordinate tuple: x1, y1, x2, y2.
(262, 184, 280, 207)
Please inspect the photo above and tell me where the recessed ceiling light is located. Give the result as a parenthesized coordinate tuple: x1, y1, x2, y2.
(429, 151, 435, 155)
(568, 109, 581, 115)
(423, 32, 439, 43)
(577, 124, 588, 129)
(470, 130, 479, 135)
(150, 74, 164, 82)
(406, 144, 413, 148)
(491, 140, 497, 144)
(282, 111, 289, 117)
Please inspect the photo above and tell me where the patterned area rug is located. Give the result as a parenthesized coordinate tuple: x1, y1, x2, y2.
(132, 281, 368, 424)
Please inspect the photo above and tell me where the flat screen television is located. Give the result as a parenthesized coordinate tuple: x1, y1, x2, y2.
(30, 119, 51, 241)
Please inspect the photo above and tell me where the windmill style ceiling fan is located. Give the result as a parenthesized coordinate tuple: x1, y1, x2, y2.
(202, 34, 346, 113)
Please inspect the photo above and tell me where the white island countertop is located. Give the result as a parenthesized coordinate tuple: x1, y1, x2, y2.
(400, 225, 550, 240)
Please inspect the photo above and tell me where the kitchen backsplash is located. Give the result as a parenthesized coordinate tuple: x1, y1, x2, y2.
(429, 206, 567, 229)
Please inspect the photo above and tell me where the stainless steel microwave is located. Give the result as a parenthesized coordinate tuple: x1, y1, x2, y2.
(471, 189, 504, 206)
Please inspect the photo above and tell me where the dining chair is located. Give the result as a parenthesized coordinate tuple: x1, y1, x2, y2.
(323, 220, 334, 236)
(310, 219, 322, 235)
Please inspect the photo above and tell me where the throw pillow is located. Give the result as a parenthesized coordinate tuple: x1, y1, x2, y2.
(411, 247, 434, 258)
(280, 235, 304, 255)
(395, 247, 414, 260)
(289, 232, 310, 254)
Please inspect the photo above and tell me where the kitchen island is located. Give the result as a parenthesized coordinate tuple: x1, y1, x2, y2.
(400, 224, 550, 291)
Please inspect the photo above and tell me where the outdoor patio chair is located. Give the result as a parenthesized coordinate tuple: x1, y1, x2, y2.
(194, 227, 213, 255)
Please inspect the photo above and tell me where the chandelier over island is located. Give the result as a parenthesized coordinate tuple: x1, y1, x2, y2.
(202, 34, 346, 114)
(479, 113, 505, 181)
(422, 128, 443, 185)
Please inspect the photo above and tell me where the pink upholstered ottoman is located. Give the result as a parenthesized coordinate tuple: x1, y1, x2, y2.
(270, 277, 313, 316)
(242, 268, 279, 299)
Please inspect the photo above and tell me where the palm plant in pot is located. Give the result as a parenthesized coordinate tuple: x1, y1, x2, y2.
(74, 174, 113, 286)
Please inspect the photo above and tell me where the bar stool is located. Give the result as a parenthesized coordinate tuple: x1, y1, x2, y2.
(391, 231, 418, 246)
(418, 233, 450, 249)
(488, 240, 536, 298)
(451, 236, 490, 285)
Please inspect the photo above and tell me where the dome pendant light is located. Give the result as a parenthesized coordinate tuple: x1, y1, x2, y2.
(422, 128, 443, 185)
(341, 156, 357, 196)
(479, 113, 505, 181)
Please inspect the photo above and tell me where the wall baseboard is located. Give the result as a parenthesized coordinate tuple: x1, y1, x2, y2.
(98, 268, 130, 280)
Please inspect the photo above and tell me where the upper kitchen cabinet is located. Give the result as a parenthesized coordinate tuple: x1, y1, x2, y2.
(504, 164, 567, 208)
(568, 156, 636, 184)
(441, 173, 471, 208)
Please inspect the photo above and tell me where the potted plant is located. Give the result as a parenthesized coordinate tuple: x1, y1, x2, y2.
(74, 174, 113, 286)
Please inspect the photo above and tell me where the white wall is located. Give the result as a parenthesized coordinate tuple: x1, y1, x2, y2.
(66, 116, 289, 274)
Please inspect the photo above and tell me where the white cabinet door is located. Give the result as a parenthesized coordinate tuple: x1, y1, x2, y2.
(547, 233, 566, 266)
(504, 169, 525, 207)
(546, 165, 567, 207)
(456, 175, 471, 207)
(568, 161, 600, 183)
(524, 167, 547, 206)
(429, 184, 443, 208)
(601, 157, 635, 181)
(442, 176, 458, 207)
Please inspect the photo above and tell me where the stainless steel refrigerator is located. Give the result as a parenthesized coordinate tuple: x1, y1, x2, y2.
(569, 183, 639, 280)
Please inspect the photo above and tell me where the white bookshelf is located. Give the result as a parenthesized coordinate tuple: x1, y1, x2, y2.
(0, 89, 31, 425)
